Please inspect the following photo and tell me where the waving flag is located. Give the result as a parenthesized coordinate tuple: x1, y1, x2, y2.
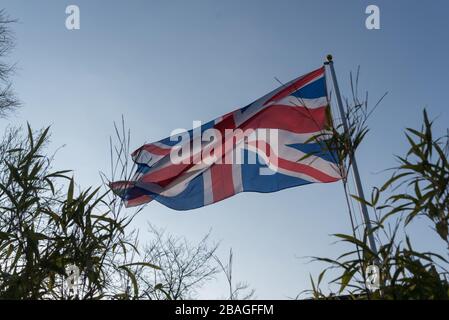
(111, 66, 342, 210)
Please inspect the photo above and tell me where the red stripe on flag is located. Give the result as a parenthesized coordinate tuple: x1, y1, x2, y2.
(277, 158, 339, 182)
(210, 163, 235, 202)
(141, 163, 191, 186)
(127, 194, 153, 207)
(209, 113, 237, 202)
(249, 141, 340, 183)
(214, 113, 237, 135)
(265, 67, 324, 105)
(109, 181, 135, 189)
(135, 144, 171, 156)
(241, 105, 328, 134)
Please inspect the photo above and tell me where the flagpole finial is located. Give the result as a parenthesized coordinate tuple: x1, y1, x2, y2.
(326, 54, 333, 62)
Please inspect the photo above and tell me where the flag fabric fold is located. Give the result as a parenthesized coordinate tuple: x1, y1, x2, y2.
(111, 66, 342, 210)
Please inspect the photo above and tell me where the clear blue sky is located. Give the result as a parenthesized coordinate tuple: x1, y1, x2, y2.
(2, 0, 449, 298)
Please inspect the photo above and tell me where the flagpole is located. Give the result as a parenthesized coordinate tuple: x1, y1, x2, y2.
(324, 55, 378, 257)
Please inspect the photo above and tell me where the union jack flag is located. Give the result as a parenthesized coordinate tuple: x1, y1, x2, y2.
(111, 66, 342, 210)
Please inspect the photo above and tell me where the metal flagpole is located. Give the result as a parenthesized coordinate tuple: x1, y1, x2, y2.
(324, 54, 378, 257)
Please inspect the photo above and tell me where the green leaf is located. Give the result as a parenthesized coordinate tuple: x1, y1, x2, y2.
(154, 283, 172, 300)
(67, 177, 74, 203)
(333, 233, 375, 257)
(120, 262, 162, 270)
(339, 269, 357, 293)
(0, 232, 11, 241)
(119, 265, 139, 298)
(436, 221, 448, 240)
(350, 194, 371, 207)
